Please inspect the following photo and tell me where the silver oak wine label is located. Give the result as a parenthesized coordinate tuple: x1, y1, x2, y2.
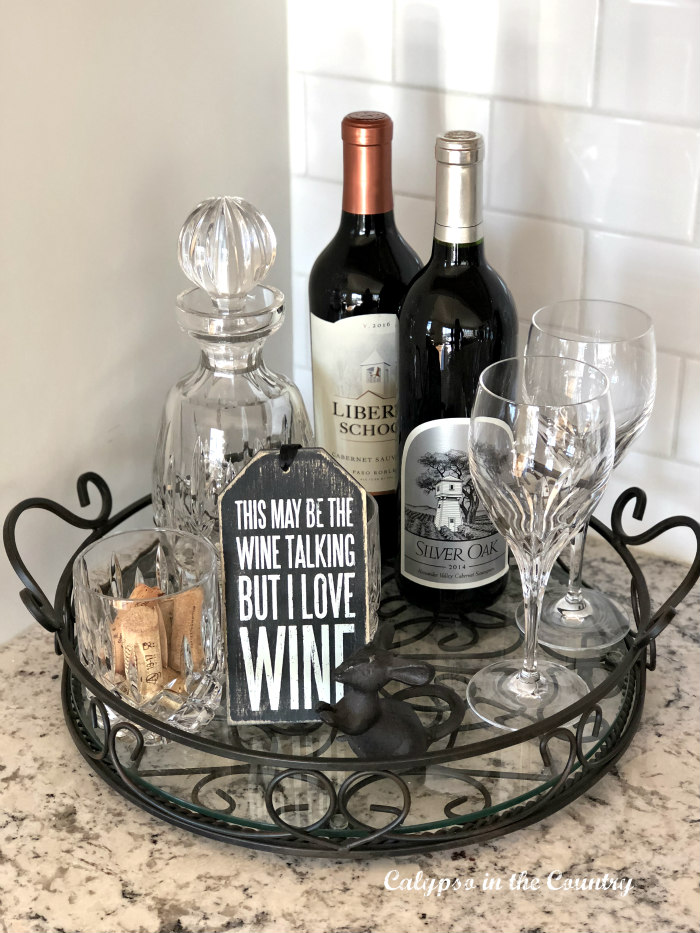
(311, 313, 398, 495)
(400, 418, 508, 588)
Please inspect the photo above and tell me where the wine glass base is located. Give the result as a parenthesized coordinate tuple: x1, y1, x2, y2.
(466, 659, 588, 731)
(516, 585, 631, 657)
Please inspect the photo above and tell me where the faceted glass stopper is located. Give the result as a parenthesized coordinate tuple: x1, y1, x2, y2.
(178, 196, 276, 311)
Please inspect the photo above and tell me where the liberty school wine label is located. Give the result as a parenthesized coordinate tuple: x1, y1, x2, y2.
(219, 447, 371, 724)
(400, 419, 508, 589)
(311, 313, 398, 495)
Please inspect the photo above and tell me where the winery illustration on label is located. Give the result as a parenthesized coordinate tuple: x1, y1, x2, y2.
(401, 419, 508, 589)
(311, 313, 398, 494)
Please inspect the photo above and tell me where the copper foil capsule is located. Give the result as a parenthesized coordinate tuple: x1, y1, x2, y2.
(341, 111, 394, 215)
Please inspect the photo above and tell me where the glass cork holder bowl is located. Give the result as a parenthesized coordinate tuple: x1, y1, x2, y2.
(73, 529, 223, 739)
(152, 197, 313, 547)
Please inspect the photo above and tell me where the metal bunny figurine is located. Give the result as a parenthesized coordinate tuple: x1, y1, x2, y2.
(317, 645, 466, 759)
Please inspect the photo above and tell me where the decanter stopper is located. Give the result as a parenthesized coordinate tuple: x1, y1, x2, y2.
(178, 196, 276, 312)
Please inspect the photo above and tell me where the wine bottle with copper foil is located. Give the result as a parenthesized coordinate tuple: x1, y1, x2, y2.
(309, 111, 421, 559)
(398, 131, 518, 613)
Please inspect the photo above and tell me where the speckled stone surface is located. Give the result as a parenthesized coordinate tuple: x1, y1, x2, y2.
(0, 540, 698, 933)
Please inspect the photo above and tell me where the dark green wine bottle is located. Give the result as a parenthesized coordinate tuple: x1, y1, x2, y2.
(397, 131, 518, 614)
(309, 112, 421, 560)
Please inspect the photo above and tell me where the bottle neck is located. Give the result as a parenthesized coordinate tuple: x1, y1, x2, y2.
(337, 210, 398, 237)
(195, 338, 265, 374)
(342, 140, 393, 215)
(430, 239, 485, 266)
(433, 159, 483, 244)
(177, 286, 282, 374)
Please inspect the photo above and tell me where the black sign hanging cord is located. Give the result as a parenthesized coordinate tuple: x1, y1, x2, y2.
(279, 444, 301, 473)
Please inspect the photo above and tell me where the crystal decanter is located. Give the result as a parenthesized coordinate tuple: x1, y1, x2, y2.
(153, 196, 312, 545)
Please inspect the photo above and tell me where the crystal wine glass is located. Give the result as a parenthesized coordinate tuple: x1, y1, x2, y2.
(522, 300, 656, 654)
(466, 356, 615, 730)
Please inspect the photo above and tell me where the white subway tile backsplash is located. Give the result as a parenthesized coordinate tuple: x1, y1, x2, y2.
(291, 272, 311, 370)
(394, 0, 598, 107)
(585, 232, 700, 356)
(596, 452, 700, 562)
(394, 193, 434, 262)
(294, 366, 314, 431)
(288, 0, 700, 560)
(677, 358, 700, 464)
(290, 175, 341, 274)
(598, 0, 700, 123)
(287, 0, 393, 82)
(483, 211, 584, 320)
(489, 101, 700, 241)
(635, 352, 682, 459)
(288, 73, 306, 176)
(304, 76, 490, 198)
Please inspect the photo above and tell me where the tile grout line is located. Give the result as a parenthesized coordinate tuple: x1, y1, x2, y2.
(669, 357, 686, 461)
(390, 0, 398, 86)
(288, 74, 308, 346)
(693, 168, 700, 248)
(579, 229, 590, 299)
(290, 189, 700, 362)
(301, 74, 309, 180)
(656, 349, 700, 364)
(297, 172, 700, 249)
(589, 0, 604, 111)
(294, 69, 700, 132)
(611, 448, 699, 470)
(484, 98, 495, 211)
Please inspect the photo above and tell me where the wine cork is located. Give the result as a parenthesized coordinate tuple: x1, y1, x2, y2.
(112, 584, 169, 675)
(168, 586, 204, 673)
(129, 584, 169, 666)
(111, 617, 125, 676)
(121, 603, 164, 697)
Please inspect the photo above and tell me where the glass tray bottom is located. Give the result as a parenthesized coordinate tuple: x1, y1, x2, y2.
(68, 562, 635, 838)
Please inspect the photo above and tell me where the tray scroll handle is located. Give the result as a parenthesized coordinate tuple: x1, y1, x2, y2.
(609, 487, 700, 669)
(3, 472, 113, 633)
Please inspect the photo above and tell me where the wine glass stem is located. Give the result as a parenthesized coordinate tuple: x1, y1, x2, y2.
(521, 561, 547, 684)
(565, 524, 588, 611)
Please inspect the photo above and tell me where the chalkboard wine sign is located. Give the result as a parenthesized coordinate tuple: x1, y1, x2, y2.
(218, 446, 372, 724)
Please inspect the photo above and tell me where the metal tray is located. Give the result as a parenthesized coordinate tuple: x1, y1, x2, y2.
(5, 473, 699, 857)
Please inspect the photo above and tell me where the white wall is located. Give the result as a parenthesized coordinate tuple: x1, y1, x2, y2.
(0, 0, 292, 642)
(287, 0, 700, 563)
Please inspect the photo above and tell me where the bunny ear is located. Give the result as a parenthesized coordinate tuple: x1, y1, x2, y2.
(389, 661, 435, 686)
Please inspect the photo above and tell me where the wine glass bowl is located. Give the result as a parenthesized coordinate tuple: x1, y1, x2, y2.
(529, 300, 656, 465)
(466, 356, 615, 730)
(523, 300, 656, 655)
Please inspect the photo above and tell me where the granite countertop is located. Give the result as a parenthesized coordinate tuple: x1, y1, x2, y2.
(0, 541, 698, 933)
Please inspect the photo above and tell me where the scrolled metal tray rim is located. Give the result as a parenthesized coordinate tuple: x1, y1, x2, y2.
(5, 473, 700, 775)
